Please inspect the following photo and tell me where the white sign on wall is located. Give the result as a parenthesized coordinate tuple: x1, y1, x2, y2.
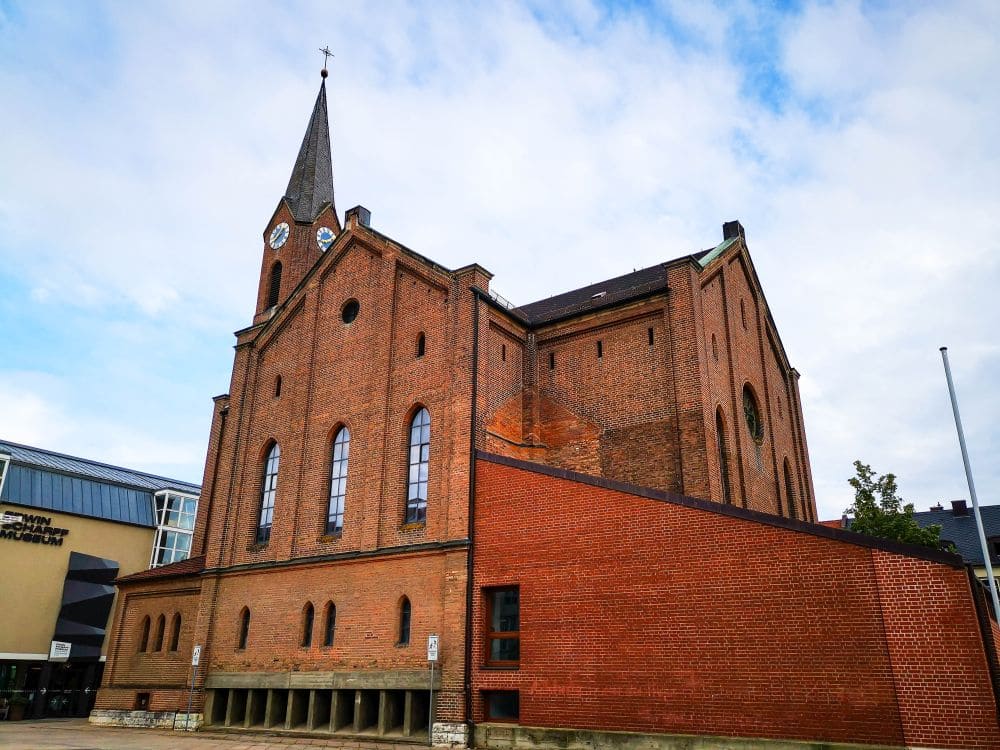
(49, 640, 71, 662)
(427, 634, 439, 662)
(191, 644, 202, 667)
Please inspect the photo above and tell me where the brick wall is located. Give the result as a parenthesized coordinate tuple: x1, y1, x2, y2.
(472, 454, 1000, 749)
(96, 576, 203, 711)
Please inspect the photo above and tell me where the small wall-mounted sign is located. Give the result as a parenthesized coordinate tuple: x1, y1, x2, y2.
(49, 640, 71, 662)
(191, 644, 202, 667)
(427, 634, 439, 662)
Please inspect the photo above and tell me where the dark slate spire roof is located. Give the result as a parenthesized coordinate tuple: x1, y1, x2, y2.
(284, 78, 335, 224)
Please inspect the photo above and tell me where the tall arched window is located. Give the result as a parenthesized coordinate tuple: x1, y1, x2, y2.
(784, 459, 798, 520)
(257, 442, 280, 543)
(398, 597, 411, 645)
(138, 616, 150, 653)
(238, 607, 251, 650)
(327, 427, 350, 534)
(301, 602, 314, 648)
(169, 613, 181, 652)
(417, 332, 426, 357)
(406, 408, 430, 524)
(323, 602, 337, 647)
(153, 614, 166, 651)
(267, 262, 282, 308)
(715, 408, 732, 505)
(743, 385, 764, 443)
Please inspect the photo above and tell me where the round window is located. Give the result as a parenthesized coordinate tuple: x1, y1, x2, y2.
(341, 299, 360, 324)
(743, 385, 764, 443)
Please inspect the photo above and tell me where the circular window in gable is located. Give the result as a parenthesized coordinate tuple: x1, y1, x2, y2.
(743, 384, 764, 444)
(341, 299, 360, 324)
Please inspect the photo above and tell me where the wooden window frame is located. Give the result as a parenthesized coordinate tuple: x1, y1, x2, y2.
(485, 586, 520, 668)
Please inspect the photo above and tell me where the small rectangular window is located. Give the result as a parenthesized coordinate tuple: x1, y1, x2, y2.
(548, 352, 555, 370)
(596, 340, 603, 358)
(647, 327, 654, 345)
(501, 343, 506, 362)
(135, 692, 151, 711)
(485, 587, 519, 667)
(484, 690, 519, 721)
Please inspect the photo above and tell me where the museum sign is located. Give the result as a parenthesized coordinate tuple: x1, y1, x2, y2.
(0, 512, 70, 546)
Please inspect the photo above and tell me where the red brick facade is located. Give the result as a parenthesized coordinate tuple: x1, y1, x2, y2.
(471, 455, 1000, 749)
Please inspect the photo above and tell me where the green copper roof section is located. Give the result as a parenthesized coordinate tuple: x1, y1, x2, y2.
(697, 236, 738, 268)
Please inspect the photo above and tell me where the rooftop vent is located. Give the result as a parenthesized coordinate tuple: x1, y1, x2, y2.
(930, 502, 944, 511)
(952, 499, 969, 516)
(591, 291, 607, 300)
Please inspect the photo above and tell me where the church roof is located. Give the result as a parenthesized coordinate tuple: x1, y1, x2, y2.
(284, 78, 335, 224)
(912, 503, 1000, 566)
(516, 249, 712, 326)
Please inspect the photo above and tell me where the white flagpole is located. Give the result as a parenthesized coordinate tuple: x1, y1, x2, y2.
(940, 346, 1000, 618)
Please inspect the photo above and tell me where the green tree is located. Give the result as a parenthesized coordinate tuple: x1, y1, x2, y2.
(846, 461, 944, 549)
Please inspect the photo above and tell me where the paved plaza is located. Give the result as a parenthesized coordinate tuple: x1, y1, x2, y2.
(0, 719, 423, 750)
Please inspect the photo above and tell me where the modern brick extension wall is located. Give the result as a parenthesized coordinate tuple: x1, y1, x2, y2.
(472, 453, 1000, 749)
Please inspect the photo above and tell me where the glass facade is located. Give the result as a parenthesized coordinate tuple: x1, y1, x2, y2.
(150, 491, 198, 567)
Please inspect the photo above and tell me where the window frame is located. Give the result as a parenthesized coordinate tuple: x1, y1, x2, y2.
(483, 690, 520, 723)
(485, 586, 520, 669)
(169, 613, 182, 652)
(256, 442, 280, 544)
(323, 602, 337, 647)
(149, 490, 199, 568)
(405, 409, 430, 525)
(398, 596, 411, 646)
(237, 607, 251, 650)
(326, 427, 350, 535)
(301, 602, 314, 648)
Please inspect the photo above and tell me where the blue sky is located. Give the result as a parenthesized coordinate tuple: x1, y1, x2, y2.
(1, 0, 997, 520)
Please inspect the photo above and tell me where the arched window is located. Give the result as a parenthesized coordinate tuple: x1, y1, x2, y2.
(274, 375, 282, 398)
(323, 602, 337, 647)
(267, 262, 282, 308)
(327, 427, 350, 534)
(406, 408, 430, 524)
(417, 332, 426, 357)
(169, 613, 181, 652)
(715, 408, 732, 505)
(743, 385, 764, 444)
(302, 602, 314, 648)
(257, 442, 280, 543)
(238, 607, 250, 650)
(138, 616, 150, 653)
(153, 614, 166, 651)
(784, 459, 798, 520)
(398, 597, 411, 645)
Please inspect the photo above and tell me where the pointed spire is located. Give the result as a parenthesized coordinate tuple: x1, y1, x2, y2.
(284, 75, 335, 224)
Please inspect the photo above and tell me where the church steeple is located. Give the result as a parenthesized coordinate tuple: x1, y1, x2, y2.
(283, 74, 335, 224)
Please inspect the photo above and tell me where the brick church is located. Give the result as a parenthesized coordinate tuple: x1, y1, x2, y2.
(93, 72, 1000, 749)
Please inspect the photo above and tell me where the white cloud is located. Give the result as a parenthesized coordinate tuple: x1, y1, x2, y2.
(0, 0, 997, 519)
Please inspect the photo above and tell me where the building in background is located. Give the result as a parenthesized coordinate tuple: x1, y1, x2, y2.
(915, 500, 1000, 586)
(0, 440, 199, 719)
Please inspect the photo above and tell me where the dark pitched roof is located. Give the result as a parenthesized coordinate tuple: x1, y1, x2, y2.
(284, 78, 335, 224)
(117, 554, 206, 584)
(912, 504, 1000, 566)
(514, 251, 712, 326)
(0, 439, 200, 527)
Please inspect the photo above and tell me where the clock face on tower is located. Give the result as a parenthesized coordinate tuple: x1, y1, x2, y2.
(269, 222, 290, 250)
(316, 226, 336, 252)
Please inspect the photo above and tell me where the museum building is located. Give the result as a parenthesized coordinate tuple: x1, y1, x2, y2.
(0, 440, 199, 720)
(92, 71, 1000, 750)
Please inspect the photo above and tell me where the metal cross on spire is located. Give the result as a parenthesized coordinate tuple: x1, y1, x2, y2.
(319, 46, 334, 71)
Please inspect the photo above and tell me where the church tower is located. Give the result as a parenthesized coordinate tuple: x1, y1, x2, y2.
(253, 70, 342, 325)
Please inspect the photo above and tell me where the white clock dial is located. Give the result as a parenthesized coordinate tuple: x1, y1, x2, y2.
(269, 222, 290, 250)
(316, 226, 335, 252)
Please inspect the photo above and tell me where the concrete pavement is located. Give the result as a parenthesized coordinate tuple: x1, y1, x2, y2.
(0, 719, 427, 750)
